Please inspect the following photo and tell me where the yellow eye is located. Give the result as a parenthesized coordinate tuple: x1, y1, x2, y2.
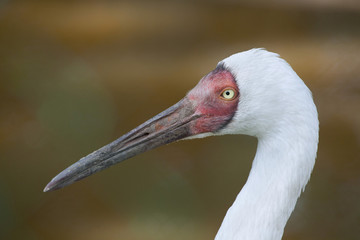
(220, 88, 236, 100)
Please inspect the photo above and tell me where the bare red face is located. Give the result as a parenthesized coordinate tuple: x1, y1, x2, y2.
(187, 65, 239, 134)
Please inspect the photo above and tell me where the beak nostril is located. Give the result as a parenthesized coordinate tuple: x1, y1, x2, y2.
(129, 132, 150, 142)
(116, 132, 151, 150)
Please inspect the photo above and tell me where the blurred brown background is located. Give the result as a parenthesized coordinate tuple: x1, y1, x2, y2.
(0, 0, 359, 239)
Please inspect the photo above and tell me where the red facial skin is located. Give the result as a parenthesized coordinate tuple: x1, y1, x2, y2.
(187, 67, 239, 134)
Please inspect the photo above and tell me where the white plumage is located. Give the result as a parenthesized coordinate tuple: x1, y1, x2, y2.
(214, 49, 319, 239)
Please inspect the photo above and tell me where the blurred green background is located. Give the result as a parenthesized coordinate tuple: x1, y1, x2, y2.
(0, 0, 359, 239)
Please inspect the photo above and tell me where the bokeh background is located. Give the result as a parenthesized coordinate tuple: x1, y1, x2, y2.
(1, 0, 359, 239)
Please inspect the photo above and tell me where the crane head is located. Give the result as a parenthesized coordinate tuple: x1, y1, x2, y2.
(44, 48, 314, 192)
(44, 62, 239, 192)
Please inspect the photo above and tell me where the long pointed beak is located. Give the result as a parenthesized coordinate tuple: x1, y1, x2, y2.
(44, 98, 200, 192)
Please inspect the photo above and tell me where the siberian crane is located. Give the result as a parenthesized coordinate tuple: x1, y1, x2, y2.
(44, 49, 319, 240)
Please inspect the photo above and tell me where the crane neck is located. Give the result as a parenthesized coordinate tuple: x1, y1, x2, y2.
(215, 110, 319, 240)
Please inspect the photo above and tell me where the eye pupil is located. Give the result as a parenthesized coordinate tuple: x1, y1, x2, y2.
(226, 91, 230, 95)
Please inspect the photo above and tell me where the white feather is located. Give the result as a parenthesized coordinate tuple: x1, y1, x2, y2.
(213, 49, 319, 240)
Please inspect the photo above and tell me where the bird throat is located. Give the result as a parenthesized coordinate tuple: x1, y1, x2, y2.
(215, 124, 318, 240)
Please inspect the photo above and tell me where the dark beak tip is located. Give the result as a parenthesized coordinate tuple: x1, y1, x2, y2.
(43, 180, 57, 192)
(43, 173, 67, 192)
(43, 185, 51, 193)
